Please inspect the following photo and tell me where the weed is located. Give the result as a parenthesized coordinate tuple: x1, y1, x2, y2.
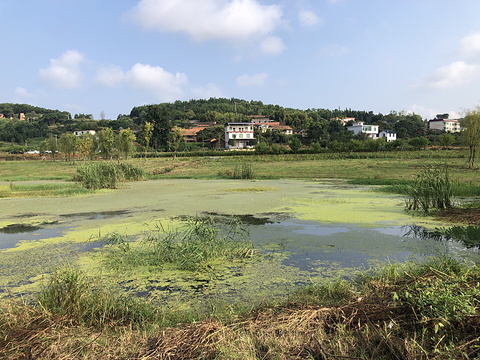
(405, 164, 454, 213)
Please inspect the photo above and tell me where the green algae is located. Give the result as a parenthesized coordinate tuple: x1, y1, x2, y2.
(0, 179, 471, 304)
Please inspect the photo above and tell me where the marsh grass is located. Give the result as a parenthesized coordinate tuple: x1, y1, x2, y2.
(102, 216, 255, 272)
(74, 162, 149, 189)
(0, 182, 93, 198)
(2, 256, 480, 359)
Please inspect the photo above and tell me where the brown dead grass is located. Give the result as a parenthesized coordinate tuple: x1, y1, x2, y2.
(438, 206, 480, 225)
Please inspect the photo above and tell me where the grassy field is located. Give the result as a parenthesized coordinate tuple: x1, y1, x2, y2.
(1, 150, 479, 185)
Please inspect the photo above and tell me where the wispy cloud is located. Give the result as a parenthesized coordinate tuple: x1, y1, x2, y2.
(38, 50, 84, 89)
(236, 73, 268, 87)
(192, 83, 225, 99)
(460, 32, 480, 58)
(425, 61, 479, 89)
(298, 10, 323, 28)
(259, 36, 286, 56)
(96, 65, 125, 86)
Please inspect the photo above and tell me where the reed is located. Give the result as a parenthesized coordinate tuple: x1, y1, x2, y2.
(74, 162, 149, 189)
(102, 215, 255, 272)
(405, 164, 454, 213)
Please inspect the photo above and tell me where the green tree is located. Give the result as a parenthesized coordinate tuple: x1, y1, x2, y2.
(461, 106, 480, 169)
(288, 136, 302, 153)
(409, 136, 429, 150)
(170, 126, 183, 161)
(78, 134, 94, 163)
(58, 133, 77, 161)
(98, 128, 115, 160)
(149, 105, 172, 152)
(116, 128, 136, 160)
(46, 135, 58, 161)
(143, 122, 153, 160)
(438, 133, 455, 149)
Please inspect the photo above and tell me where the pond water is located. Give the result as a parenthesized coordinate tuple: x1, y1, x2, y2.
(0, 179, 478, 307)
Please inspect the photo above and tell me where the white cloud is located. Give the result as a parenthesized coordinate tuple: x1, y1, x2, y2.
(127, 0, 282, 42)
(260, 36, 286, 56)
(298, 10, 322, 28)
(460, 32, 480, 58)
(39, 50, 84, 89)
(192, 83, 225, 98)
(236, 73, 268, 87)
(425, 61, 480, 89)
(14, 87, 33, 98)
(124, 63, 188, 101)
(96, 65, 125, 86)
(408, 105, 460, 120)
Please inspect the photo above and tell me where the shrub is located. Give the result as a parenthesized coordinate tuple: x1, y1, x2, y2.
(75, 162, 148, 189)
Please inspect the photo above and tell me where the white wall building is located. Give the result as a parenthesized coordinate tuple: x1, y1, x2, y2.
(225, 122, 255, 149)
(428, 119, 461, 133)
(379, 130, 397, 142)
(73, 130, 96, 137)
(346, 122, 379, 139)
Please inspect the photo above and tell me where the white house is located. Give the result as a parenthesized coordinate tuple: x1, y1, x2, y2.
(225, 122, 255, 149)
(428, 119, 461, 133)
(346, 122, 379, 139)
(73, 130, 96, 137)
(379, 130, 397, 142)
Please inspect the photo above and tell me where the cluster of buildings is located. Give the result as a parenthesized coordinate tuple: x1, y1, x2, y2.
(68, 115, 463, 151)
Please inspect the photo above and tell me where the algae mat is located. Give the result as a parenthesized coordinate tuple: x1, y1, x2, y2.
(0, 179, 471, 306)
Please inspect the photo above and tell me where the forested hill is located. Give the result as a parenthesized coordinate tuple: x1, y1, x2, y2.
(129, 98, 425, 137)
(1, 98, 428, 143)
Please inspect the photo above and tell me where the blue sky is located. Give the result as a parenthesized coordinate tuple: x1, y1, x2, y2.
(1, 0, 480, 120)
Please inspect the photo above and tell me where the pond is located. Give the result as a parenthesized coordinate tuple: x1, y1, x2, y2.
(0, 179, 477, 307)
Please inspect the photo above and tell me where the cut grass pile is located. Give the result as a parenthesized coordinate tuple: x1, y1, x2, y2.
(1, 256, 480, 359)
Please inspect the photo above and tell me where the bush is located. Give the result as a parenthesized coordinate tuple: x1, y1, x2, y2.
(74, 162, 148, 189)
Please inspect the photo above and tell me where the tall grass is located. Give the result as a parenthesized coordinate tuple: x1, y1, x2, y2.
(232, 162, 254, 179)
(37, 267, 155, 328)
(74, 162, 149, 189)
(405, 164, 454, 213)
(102, 216, 255, 272)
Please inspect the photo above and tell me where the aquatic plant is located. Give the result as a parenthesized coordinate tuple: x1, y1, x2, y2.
(405, 164, 453, 213)
(103, 216, 254, 272)
(74, 162, 149, 189)
(232, 162, 254, 179)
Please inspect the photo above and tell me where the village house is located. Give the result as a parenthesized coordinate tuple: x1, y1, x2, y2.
(225, 122, 255, 149)
(253, 121, 294, 135)
(379, 130, 397, 142)
(330, 117, 356, 125)
(346, 122, 379, 139)
(73, 130, 96, 137)
(428, 118, 461, 133)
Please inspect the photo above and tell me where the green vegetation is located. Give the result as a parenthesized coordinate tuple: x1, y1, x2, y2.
(74, 162, 149, 189)
(102, 216, 254, 272)
(405, 164, 453, 213)
(0, 182, 93, 198)
(2, 256, 480, 359)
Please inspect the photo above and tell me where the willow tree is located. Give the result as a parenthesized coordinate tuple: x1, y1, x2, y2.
(462, 106, 480, 169)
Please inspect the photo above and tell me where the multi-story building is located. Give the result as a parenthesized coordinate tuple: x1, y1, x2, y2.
(346, 122, 379, 139)
(225, 122, 255, 149)
(428, 119, 461, 133)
